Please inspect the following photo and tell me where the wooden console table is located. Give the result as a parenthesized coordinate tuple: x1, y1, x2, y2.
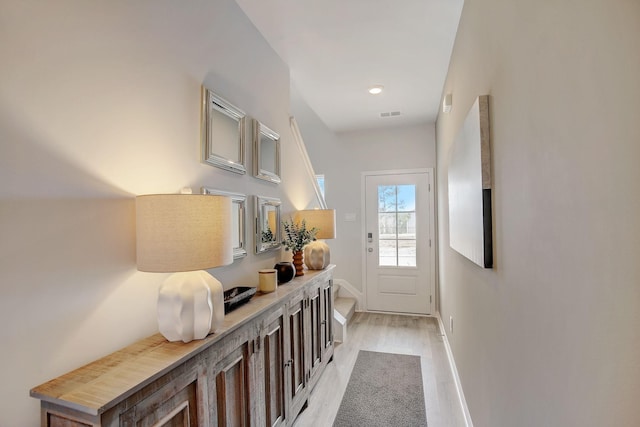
(31, 266, 335, 427)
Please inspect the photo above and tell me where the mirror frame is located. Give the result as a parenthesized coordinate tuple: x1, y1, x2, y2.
(253, 119, 281, 184)
(201, 86, 246, 174)
(255, 195, 281, 254)
(201, 187, 247, 259)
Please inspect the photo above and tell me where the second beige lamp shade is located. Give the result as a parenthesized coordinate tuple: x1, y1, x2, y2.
(294, 209, 336, 270)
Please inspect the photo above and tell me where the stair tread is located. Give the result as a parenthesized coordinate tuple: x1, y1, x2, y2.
(334, 296, 356, 307)
(334, 297, 356, 319)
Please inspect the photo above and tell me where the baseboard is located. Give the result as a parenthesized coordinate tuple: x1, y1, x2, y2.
(364, 310, 433, 318)
(333, 279, 363, 311)
(436, 313, 474, 427)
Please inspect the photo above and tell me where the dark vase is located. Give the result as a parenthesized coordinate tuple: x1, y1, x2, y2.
(274, 262, 295, 284)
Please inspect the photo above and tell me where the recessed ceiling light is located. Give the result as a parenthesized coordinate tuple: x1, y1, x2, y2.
(368, 85, 384, 95)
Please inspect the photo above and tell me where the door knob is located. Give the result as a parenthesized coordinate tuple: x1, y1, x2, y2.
(368, 248, 373, 253)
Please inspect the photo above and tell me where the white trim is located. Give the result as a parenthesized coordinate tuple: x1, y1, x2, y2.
(290, 116, 327, 209)
(332, 308, 347, 343)
(363, 310, 433, 318)
(436, 313, 474, 427)
(360, 168, 436, 315)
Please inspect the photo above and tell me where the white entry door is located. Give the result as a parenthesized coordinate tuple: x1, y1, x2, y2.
(364, 170, 434, 314)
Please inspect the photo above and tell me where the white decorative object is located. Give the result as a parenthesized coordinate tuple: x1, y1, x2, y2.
(304, 240, 331, 269)
(294, 209, 336, 270)
(136, 194, 232, 343)
(157, 271, 225, 342)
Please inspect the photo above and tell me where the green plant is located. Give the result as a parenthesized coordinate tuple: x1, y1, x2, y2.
(281, 217, 318, 252)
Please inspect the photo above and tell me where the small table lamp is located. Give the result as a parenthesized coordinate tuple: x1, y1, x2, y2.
(294, 209, 336, 270)
(136, 194, 233, 343)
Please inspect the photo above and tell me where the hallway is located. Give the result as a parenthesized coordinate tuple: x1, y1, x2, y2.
(294, 312, 467, 427)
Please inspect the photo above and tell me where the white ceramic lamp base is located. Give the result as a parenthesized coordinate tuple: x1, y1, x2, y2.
(157, 270, 224, 343)
(304, 240, 330, 270)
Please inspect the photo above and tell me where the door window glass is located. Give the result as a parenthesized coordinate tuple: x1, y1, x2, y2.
(378, 185, 416, 266)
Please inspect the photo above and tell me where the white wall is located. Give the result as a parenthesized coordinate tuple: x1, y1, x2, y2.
(291, 86, 436, 292)
(437, 0, 640, 425)
(0, 1, 319, 425)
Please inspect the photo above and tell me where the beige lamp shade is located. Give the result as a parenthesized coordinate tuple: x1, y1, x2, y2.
(294, 209, 336, 239)
(294, 209, 336, 270)
(136, 194, 233, 272)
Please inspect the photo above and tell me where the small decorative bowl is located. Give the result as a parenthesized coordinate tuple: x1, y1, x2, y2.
(274, 262, 295, 284)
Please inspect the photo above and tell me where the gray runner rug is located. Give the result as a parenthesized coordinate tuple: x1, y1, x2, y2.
(333, 350, 428, 427)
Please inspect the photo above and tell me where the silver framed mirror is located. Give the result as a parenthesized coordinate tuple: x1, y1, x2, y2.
(253, 119, 281, 184)
(202, 187, 247, 259)
(201, 86, 246, 174)
(255, 195, 281, 253)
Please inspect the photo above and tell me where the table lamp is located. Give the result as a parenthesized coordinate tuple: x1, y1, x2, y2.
(136, 194, 232, 343)
(294, 209, 336, 270)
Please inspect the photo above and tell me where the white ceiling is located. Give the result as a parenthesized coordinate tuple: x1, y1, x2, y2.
(235, 0, 464, 133)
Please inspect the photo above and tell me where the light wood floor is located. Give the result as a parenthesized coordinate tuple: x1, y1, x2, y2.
(293, 312, 467, 427)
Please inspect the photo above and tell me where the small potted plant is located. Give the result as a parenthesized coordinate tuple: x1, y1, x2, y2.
(281, 217, 318, 276)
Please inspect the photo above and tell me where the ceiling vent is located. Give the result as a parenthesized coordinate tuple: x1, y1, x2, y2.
(380, 111, 401, 118)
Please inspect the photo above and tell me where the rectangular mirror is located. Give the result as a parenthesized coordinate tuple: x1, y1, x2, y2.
(255, 195, 281, 253)
(202, 187, 247, 259)
(253, 119, 281, 184)
(201, 86, 246, 174)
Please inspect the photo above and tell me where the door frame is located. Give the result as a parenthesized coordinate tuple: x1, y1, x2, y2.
(360, 168, 436, 315)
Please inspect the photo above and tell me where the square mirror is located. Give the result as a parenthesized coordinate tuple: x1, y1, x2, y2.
(201, 86, 246, 174)
(255, 196, 281, 253)
(202, 187, 247, 259)
(253, 119, 281, 184)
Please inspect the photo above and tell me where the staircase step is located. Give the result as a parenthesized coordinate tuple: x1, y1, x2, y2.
(334, 297, 356, 323)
